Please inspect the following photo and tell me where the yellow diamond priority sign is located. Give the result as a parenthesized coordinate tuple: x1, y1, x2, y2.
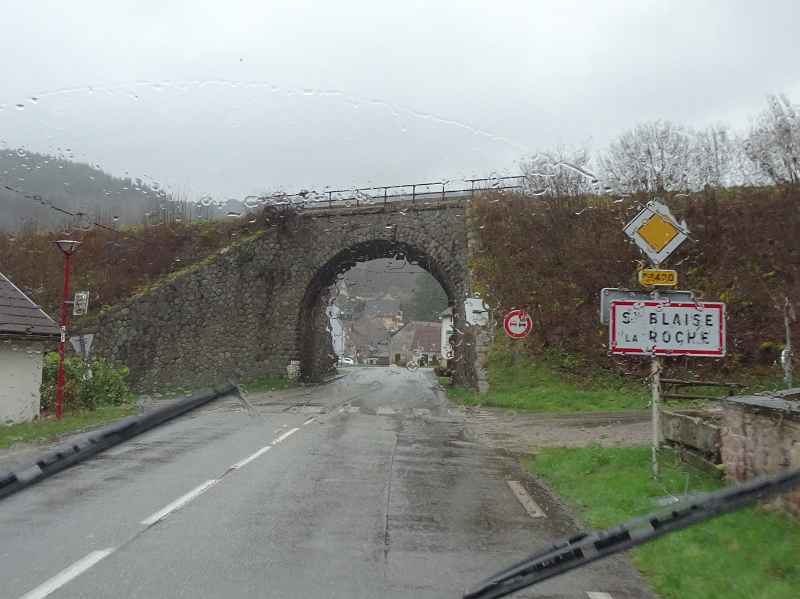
(623, 199, 688, 265)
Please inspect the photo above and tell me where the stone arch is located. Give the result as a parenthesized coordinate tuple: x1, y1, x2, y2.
(76, 200, 478, 392)
(295, 234, 473, 386)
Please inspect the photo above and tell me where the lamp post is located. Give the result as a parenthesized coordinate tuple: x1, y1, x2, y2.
(53, 239, 81, 419)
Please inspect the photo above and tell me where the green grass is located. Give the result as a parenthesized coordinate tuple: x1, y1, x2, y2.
(523, 446, 800, 599)
(0, 405, 135, 451)
(443, 347, 649, 412)
(241, 377, 300, 392)
(440, 345, 727, 413)
(0, 377, 297, 454)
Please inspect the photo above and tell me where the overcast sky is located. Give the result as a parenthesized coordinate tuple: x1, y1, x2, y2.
(1, 1, 799, 202)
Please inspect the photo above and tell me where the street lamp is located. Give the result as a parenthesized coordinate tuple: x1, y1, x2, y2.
(53, 239, 81, 419)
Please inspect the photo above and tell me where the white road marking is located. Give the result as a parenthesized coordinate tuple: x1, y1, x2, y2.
(339, 406, 361, 413)
(20, 549, 114, 599)
(272, 427, 300, 444)
(140, 479, 218, 526)
(507, 480, 546, 518)
(24, 420, 310, 598)
(376, 407, 395, 415)
(230, 446, 271, 469)
(472, 410, 497, 419)
(587, 593, 614, 599)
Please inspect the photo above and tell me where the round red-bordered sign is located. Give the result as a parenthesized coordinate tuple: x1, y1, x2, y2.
(503, 309, 532, 339)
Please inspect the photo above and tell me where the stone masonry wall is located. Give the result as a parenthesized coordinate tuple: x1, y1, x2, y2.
(721, 395, 800, 518)
(75, 200, 478, 391)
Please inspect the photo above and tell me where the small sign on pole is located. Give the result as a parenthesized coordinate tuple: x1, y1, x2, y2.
(69, 333, 95, 379)
(465, 298, 490, 326)
(503, 310, 532, 339)
(69, 333, 94, 361)
(600, 288, 693, 325)
(623, 199, 688, 266)
(639, 269, 678, 287)
(73, 291, 89, 316)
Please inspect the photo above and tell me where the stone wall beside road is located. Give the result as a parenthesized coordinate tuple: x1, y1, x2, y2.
(721, 394, 800, 518)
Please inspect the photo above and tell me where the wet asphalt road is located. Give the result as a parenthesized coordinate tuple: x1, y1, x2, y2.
(0, 367, 653, 599)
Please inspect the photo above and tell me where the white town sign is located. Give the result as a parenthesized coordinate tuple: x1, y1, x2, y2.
(610, 300, 725, 357)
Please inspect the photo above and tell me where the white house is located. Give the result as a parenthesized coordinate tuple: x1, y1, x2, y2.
(0, 271, 61, 424)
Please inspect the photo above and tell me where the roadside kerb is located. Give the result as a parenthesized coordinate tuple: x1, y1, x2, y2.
(0, 380, 236, 501)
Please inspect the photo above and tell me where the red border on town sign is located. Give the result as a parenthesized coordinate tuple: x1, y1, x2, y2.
(610, 300, 725, 356)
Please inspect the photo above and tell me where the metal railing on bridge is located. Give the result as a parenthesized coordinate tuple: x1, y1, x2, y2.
(255, 175, 525, 210)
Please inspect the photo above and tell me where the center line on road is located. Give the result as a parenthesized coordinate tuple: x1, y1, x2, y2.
(302, 417, 315, 426)
(272, 427, 299, 444)
(230, 446, 271, 469)
(141, 479, 218, 526)
(20, 548, 114, 599)
(587, 593, 614, 599)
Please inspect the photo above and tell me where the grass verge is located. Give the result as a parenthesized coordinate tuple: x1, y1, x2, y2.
(1, 377, 296, 455)
(0, 405, 136, 451)
(443, 347, 648, 411)
(242, 378, 300, 392)
(522, 445, 800, 599)
(441, 345, 726, 412)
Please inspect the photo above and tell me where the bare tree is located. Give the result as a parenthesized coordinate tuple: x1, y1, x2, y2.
(692, 125, 738, 188)
(596, 120, 697, 194)
(742, 93, 800, 184)
(520, 143, 598, 198)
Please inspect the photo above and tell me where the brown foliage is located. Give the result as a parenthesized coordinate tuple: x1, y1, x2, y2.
(469, 186, 800, 381)
(0, 204, 297, 324)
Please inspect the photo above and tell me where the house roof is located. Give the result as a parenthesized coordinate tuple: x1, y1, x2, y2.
(410, 321, 442, 354)
(365, 299, 401, 318)
(0, 271, 61, 339)
(351, 317, 391, 352)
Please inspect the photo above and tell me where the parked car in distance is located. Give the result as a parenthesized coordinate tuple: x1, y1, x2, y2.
(339, 357, 355, 365)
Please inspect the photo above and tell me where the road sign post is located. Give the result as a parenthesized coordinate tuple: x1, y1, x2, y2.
(609, 202, 720, 478)
(503, 310, 532, 380)
(650, 357, 661, 478)
(610, 299, 726, 477)
(783, 298, 795, 387)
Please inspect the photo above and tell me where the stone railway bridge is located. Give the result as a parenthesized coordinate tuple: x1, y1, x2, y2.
(77, 199, 483, 392)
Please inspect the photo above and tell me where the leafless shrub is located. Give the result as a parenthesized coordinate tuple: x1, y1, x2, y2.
(521, 143, 598, 198)
(742, 93, 800, 185)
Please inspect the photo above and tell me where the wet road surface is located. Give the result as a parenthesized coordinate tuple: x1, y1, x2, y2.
(0, 367, 654, 598)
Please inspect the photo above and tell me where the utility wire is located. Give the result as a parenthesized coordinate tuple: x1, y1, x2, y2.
(3, 182, 149, 243)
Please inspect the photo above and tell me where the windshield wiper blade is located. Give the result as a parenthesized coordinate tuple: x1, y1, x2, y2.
(464, 468, 800, 599)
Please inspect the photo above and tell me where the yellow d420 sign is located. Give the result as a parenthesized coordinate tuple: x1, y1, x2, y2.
(639, 269, 677, 287)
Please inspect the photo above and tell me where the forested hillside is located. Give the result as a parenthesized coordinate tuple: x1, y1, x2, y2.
(0, 149, 165, 232)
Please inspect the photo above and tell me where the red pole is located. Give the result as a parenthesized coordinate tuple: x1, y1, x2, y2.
(56, 250, 71, 419)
